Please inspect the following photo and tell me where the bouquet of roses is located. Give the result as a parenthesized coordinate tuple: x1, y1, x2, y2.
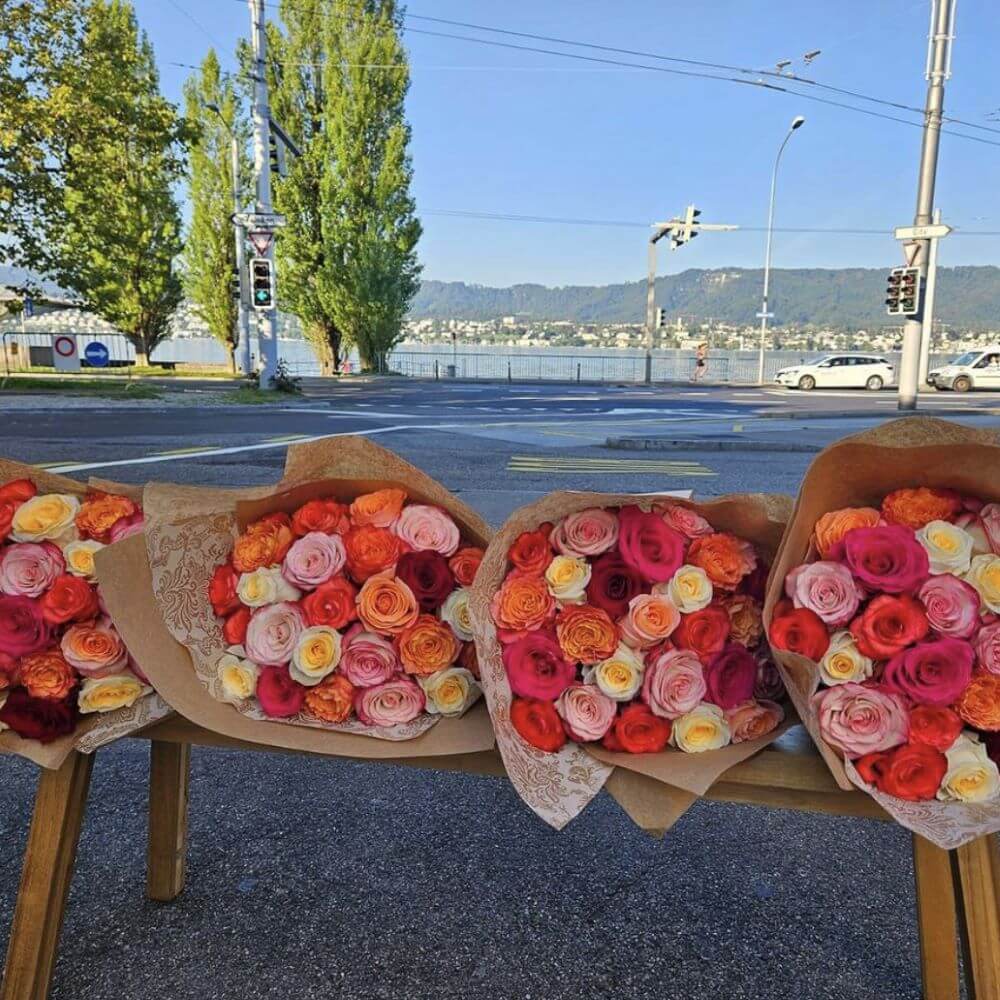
(764, 417, 1000, 848)
(471, 490, 792, 830)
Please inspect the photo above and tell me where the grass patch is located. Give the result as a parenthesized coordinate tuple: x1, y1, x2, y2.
(0, 377, 160, 399)
(224, 387, 299, 405)
(130, 365, 242, 380)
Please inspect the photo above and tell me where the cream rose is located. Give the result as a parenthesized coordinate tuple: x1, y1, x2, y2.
(290, 626, 342, 686)
(62, 539, 104, 581)
(964, 554, 1000, 613)
(670, 702, 731, 752)
(11, 493, 80, 543)
(937, 733, 1000, 803)
(818, 630, 874, 686)
(544, 555, 591, 604)
(917, 520, 974, 575)
(77, 673, 150, 714)
(419, 666, 480, 716)
(236, 566, 301, 608)
(440, 588, 474, 641)
(584, 644, 644, 702)
(216, 650, 259, 702)
(663, 564, 713, 613)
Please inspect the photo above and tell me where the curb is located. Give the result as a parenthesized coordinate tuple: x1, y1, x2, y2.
(605, 436, 822, 453)
(757, 407, 1000, 420)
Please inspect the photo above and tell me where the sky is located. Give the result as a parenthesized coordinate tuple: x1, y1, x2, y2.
(138, 0, 1000, 287)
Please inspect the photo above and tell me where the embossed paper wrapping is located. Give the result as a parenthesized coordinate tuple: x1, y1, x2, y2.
(0, 461, 170, 768)
(764, 416, 1000, 849)
(97, 436, 496, 758)
(469, 490, 794, 831)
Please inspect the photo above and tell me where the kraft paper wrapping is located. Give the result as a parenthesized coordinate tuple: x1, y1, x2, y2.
(469, 490, 795, 831)
(97, 435, 496, 758)
(763, 416, 1000, 849)
(0, 461, 170, 769)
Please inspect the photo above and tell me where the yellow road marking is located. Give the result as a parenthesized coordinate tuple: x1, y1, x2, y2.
(155, 445, 216, 456)
(508, 455, 715, 476)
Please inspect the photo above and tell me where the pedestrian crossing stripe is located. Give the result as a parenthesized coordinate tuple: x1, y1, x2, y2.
(507, 455, 716, 476)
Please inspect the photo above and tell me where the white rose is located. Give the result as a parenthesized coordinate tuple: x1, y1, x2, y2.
(917, 520, 974, 575)
(662, 564, 713, 613)
(544, 555, 591, 604)
(62, 539, 105, 581)
(583, 644, 644, 702)
(818, 630, 874, 686)
(217, 651, 259, 702)
(670, 703, 731, 753)
(440, 588, 474, 641)
(236, 566, 301, 608)
(419, 667, 480, 716)
(964, 554, 1000, 613)
(11, 493, 80, 543)
(290, 626, 342, 686)
(937, 732, 1000, 803)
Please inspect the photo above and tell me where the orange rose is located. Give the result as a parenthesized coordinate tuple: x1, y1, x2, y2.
(556, 604, 618, 664)
(350, 488, 407, 528)
(813, 507, 881, 559)
(357, 574, 419, 635)
(396, 614, 461, 676)
(956, 673, 1000, 731)
(344, 525, 405, 581)
(75, 493, 137, 542)
(620, 593, 679, 649)
(303, 672, 356, 723)
(687, 532, 757, 592)
(490, 572, 554, 632)
(449, 547, 485, 587)
(881, 488, 961, 530)
(233, 514, 294, 573)
(19, 651, 77, 701)
(291, 499, 350, 537)
(720, 595, 763, 648)
(60, 621, 127, 677)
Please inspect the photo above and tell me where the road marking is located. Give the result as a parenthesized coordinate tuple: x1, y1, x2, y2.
(507, 455, 716, 476)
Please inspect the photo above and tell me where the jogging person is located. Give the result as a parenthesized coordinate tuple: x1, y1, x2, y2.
(691, 343, 708, 382)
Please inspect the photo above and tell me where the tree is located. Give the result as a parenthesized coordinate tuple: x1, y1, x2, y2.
(47, 0, 190, 365)
(182, 50, 248, 371)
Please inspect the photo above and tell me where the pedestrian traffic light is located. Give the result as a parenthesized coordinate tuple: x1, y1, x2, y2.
(885, 266, 921, 316)
(655, 307, 668, 328)
(250, 259, 274, 310)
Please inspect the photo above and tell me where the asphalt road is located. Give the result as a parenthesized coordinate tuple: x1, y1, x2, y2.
(2, 380, 997, 1000)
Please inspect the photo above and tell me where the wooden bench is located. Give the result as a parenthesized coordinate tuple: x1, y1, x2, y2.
(3, 719, 999, 1000)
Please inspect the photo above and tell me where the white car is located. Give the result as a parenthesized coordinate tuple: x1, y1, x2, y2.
(931, 347, 1000, 392)
(775, 354, 895, 391)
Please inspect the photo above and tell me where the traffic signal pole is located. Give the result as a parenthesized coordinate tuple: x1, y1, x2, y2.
(231, 134, 252, 375)
(644, 230, 667, 384)
(897, 0, 956, 411)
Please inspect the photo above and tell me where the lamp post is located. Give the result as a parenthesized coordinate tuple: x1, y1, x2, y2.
(756, 115, 805, 385)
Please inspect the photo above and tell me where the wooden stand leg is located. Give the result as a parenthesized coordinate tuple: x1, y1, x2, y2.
(1, 751, 94, 1000)
(912, 834, 962, 1000)
(954, 834, 1000, 1000)
(146, 741, 190, 903)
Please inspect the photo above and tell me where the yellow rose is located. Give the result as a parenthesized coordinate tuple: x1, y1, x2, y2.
(937, 733, 1000, 803)
(419, 666, 480, 716)
(584, 644, 644, 702)
(440, 588, 474, 641)
(236, 566, 300, 608)
(670, 703, 731, 753)
(917, 520, 973, 575)
(216, 651, 259, 702)
(964, 554, 1000, 613)
(290, 626, 342, 686)
(544, 555, 591, 604)
(819, 630, 873, 686)
(62, 539, 105, 581)
(77, 673, 150, 714)
(664, 564, 713, 613)
(12, 493, 80, 543)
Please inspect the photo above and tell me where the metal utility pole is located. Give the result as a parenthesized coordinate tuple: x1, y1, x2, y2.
(230, 136, 252, 375)
(248, 0, 279, 387)
(917, 208, 943, 388)
(897, 0, 957, 410)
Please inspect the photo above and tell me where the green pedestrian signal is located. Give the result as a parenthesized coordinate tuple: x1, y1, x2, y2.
(250, 259, 274, 311)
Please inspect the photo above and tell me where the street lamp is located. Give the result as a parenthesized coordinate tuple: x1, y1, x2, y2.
(756, 115, 805, 385)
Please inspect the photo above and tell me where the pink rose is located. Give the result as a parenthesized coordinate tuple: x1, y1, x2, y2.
(882, 638, 974, 707)
(704, 643, 757, 709)
(725, 699, 785, 743)
(555, 683, 616, 741)
(813, 683, 909, 758)
(980, 503, 1000, 554)
(393, 505, 460, 557)
(503, 631, 576, 700)
(786, 560, 863, 627)
(955, 512, 992, 555)
(617, 505, 685, 583)
(975, 621, 1000, 676)
(918, 574, 981, 639)
(340, 630, 398, 687)
(61, 618, 128, 677)
(245, 601, 305, 666)
(641, 648, 706, 719)
(0, 595, 50, 658)
(0, 542, 65, 598)
(551, 508, 619, 558)
(618, 593, 680, 649)
(108, 511, 144, 543)
(355, 674, 425, 726)
(282, 531, 346, 589)
(843, 525, 929, 594)
(256, 665, 305, 718)
(659, 503, 713, 539)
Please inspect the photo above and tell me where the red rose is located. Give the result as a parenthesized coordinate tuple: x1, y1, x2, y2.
(222, 606, 251, 646)
(858, 743, 947, 801)
(256, 665, 305, 718)
(510, 697, 566, 752)
(849, 594, 929, 660)
(291, 498, 350, 537)
(674, 605, 732, 663)
(395, 551, 455, 612)
(39, 575, 100, 626)
(0, 595, 51, 658)
(209, 563, 241, 617)
(703, 643, 757, 709)
(0, 479, 38, 503)
(742, 560, 770, 601)
(0, 650, 18, 688)
(301, 576, 358, 629)
(508, 526, 554, 575)
(449, 547, 484, 588)
(0, 688, 78, 743)
(908, 705, 964, 752)
(609, 702, 671, 754)
(503, 631, 577, 701)
(854, 750, 888, 785)
(769, 607, 829, 662)
(586, 553, 645, 619)
(617, 505, 685, 583)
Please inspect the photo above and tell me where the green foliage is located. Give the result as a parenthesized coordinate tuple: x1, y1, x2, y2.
(243, 358, 300, 395)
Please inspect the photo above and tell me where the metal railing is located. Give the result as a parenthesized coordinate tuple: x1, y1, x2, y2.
(1, 331, 135, 379)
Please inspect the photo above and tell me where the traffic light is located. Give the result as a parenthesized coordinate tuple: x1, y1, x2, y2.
(885, 266, 921, 316)
(269, 132, 287, 178)
(250, 259, 275, 310)
(230, 271, 240, 302)
(655, 307, 668, 329)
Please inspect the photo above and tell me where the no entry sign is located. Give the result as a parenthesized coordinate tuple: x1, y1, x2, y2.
(53, 335, 81, 373)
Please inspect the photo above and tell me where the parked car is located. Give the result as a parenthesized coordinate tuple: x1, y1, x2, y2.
(774, 354, 895, 391)
(931, 347, 1000, 392)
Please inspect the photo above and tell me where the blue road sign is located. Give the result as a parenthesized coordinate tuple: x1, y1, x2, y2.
(84, 341, 110, 367)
